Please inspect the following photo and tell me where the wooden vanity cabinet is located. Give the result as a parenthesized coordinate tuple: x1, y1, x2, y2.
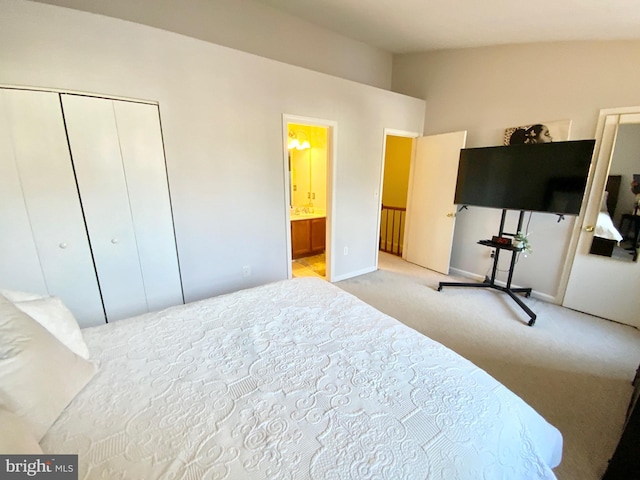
(291, 217, 326, 259)
(310, 218, 326, 253)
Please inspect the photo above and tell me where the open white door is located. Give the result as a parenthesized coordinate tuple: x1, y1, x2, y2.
(563, 110, 640, 328)
(404, 131, 467, 274)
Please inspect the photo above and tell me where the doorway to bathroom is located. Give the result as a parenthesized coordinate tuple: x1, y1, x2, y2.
(283, 115, 335, 281)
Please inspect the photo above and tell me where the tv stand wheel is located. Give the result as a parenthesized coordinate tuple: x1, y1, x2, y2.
(437, 285, 443, 292)
(525, 292, 531, 298)
(528, 318, 536, 327)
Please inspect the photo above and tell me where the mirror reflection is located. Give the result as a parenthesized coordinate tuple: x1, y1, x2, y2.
(288, 124, 327, 215)
(590, 123, 640, 262)
(289, 129, 311, 210)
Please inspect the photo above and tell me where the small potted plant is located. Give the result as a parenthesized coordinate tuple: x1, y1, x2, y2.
(513, 231, 532, 255)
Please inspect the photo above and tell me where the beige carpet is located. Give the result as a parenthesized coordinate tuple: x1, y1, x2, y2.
(336, 252, 640, 480)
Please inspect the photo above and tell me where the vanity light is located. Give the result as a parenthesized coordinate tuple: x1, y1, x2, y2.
(288, 138, 300, 150)
(288, 131, 311, 150)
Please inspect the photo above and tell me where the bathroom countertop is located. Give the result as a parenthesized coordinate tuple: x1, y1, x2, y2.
(290, 212, 326, 221)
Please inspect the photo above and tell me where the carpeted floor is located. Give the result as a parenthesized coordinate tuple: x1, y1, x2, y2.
(336, 252, 640, 480)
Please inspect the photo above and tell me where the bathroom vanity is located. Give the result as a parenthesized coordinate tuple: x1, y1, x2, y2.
(291, 213, 326, 259)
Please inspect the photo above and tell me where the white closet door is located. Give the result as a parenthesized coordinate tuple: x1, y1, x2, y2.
(0, 89, 105, 325)
(0, 90, 49, 295)
(112, 100, 183, 310)
(62, 94, 148, 321)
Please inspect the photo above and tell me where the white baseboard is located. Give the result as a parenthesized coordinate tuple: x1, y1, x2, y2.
(447, 267, 556, 304)
(331, 266, 377, 283)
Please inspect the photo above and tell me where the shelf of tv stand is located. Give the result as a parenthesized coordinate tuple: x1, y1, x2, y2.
(477, 239, 523, 252)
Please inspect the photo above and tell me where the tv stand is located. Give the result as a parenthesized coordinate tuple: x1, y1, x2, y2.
(437, 209, 536, 326)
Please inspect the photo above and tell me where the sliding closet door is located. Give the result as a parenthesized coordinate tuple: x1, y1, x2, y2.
(61, 94, 182, 321)
(0, 89, 105, 325)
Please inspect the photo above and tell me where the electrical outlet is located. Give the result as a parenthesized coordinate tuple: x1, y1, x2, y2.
(343, 246, 349, 256)
(242, 265, 251, 277)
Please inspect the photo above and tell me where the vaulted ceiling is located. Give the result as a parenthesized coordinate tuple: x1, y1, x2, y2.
(252, 0, 640, 52)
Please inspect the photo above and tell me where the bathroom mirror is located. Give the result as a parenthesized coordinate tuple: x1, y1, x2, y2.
(289, 129, 313, 207)
(288, 124, 328, 213)
(589, 123, 640, 262)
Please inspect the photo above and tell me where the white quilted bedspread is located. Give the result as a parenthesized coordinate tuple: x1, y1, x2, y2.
(42, 278, 561, 479)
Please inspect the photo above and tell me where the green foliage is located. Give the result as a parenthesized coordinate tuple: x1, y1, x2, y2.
(513, 231, 532, 254)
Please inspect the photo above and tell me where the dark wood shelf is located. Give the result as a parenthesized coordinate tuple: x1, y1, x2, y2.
(478, 239, 523, 252)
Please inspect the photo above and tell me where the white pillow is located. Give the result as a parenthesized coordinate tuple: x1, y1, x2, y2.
(0, 294, 98, 440)
(0, 408, 43, 454)
(14, 297, 91, 359)
(0, 288, 46, 303)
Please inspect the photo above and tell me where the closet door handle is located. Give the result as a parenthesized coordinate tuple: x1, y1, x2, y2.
(585, 225, 594, 232)
(111, 238, 119, 244)
(59, 242, 68, 249)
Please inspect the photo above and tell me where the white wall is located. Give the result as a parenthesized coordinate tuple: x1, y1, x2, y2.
(392, 40, 640, 300)
(0, 0, 425, 302)
(31, 0, 393, 89)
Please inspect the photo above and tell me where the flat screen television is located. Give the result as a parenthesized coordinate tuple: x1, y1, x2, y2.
(453, 140, 596, 215)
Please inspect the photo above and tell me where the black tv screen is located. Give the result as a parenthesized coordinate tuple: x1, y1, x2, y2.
(454, 140, 595, 215)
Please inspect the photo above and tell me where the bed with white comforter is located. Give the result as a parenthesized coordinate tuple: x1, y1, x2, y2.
(12, 277, 561, 479)
(595, 211, 624, 242)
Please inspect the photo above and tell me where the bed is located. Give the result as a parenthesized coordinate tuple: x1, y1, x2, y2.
(1, 277, 562, 479)
(590, 199, 625, 257)
(595, 211, 624, 243)
(595, 184, 624, 245)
